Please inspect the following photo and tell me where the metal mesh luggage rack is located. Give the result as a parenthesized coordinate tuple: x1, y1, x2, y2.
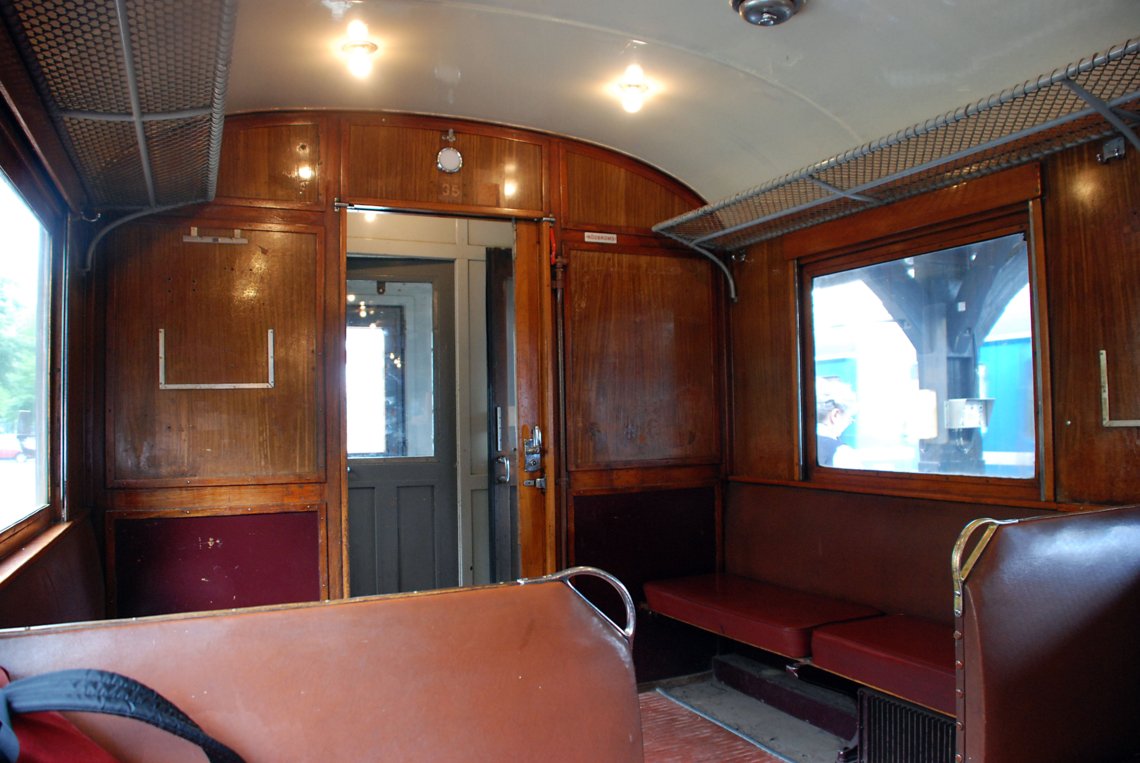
(0, 0, 237, 211)
(654, 38, 1140, 257)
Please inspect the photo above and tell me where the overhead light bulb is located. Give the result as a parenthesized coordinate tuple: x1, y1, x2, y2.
(618, 64, 650, 113)
(342, 20, 379, 79)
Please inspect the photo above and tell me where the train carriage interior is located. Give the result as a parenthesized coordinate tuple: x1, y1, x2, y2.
(0, 1, 1139, 761)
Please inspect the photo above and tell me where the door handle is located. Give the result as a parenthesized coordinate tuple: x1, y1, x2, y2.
(495, 455, 511, 484)
(523, 425, 542, 472)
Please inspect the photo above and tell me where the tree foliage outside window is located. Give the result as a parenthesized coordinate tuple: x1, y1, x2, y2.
(0, 277, 36, 423)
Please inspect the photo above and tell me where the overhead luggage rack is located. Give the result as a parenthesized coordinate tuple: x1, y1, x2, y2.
(0, 0, 238, 211)
(654, 38, 1140, 255)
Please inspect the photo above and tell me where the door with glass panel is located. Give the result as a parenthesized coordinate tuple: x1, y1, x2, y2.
(345, 257, 457, 594)
(486, 247, 519, 582)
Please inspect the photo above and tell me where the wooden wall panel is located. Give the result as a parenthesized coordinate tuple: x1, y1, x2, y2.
(1046, 143, 1140, 503)
(562, 147, 701, 232)
(215, 118, 324, 208)
(0, 521, 104, 628)
(572, 487, 720, 682)
(572, 487, 718, 598)
(728, 239, 799, 480)
(104, 221, 322, 485)
(342, 117, 546, 213)
(110, 509, 322, 617)
(566, 247, 721, 469)
(725, 482, 1046, 624)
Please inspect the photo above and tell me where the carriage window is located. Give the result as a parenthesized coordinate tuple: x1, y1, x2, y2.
(346, 279, 435, 458)
(0, 173, 50, 532)
(810, 231, 1035, 478)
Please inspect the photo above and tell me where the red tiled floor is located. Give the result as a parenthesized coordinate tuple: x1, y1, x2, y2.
(640, 691, 785, 762)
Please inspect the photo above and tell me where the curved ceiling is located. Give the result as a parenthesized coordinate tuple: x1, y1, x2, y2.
(227, 0, 1140, 203)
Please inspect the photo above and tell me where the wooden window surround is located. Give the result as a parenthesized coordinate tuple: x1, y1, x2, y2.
(788, 165, 1051, 505)
(0, 100, 66, 562)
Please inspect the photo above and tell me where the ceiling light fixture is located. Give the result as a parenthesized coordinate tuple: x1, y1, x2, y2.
(342, 20, 379, 79)
(731, 0, 805, 26)
(617, 64, 651, 113)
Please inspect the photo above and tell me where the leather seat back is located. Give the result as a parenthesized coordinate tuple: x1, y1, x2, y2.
(0, 572, 643, 762)
(955, 506, 1140, 762)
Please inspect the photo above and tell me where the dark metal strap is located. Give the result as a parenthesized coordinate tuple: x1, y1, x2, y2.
(0, 668, 244, 763)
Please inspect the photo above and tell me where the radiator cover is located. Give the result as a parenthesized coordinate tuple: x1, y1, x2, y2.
(858, 689, 954, 763)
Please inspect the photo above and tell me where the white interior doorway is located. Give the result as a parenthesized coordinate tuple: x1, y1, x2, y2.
(345, 211, 516, 589)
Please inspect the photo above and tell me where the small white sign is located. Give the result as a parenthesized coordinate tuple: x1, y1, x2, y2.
(584, 231, 618, 244)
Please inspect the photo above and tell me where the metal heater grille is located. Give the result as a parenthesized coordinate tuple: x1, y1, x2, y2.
(858, 689, 954, 763)
(655, 38, 1140, 254)
(0, 0, 237, 210)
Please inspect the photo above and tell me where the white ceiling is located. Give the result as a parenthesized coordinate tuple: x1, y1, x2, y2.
(227, 0, 1140, 204)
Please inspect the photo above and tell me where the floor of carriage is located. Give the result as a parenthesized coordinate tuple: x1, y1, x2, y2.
(639, 671, 851, 763)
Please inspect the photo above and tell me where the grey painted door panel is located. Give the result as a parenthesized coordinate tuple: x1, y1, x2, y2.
(346, 258, 458, 595)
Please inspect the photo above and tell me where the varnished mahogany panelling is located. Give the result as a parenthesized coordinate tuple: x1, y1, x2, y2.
(725, 483, 1046, 623)
(566, 248, 720, 469)
(1046, 143, 1140, 503)
(112, 510, 322, 617)
(572, 487, 719, 682)
(0, 522, 104, 628)
(104, 222, 321, 485)
(343, 119, 545, 212)
(729, 239, 798, 480)
(573, 488, 717, 599)
(216, 120, 322, 207)
(563, 150, 700, 231)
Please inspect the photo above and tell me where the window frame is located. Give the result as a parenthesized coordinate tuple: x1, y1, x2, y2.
(0, 119, 68, 560)
(794, 177, 1051, 505)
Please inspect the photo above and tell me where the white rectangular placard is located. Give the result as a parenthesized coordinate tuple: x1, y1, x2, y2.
(584, 232, 618, 244)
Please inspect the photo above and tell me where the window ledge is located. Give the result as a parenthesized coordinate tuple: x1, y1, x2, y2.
(0, 521, 71, 590)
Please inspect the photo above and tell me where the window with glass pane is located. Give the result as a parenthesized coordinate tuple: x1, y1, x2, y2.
(346, 279, 435, 458)
(811, 231, 1035, 477)
(0, 173, 50, 531)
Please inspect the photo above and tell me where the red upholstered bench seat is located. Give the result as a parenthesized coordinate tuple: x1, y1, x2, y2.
(643, 573, 881, 659)
(810, 613, 955, 715)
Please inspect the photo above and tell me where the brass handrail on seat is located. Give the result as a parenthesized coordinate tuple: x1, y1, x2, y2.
(524, 566, 637, 643)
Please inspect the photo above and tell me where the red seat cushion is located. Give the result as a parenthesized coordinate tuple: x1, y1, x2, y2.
(644, 573, 881, 659)
(811, 614, 955, 715)
(0, 668, 118, 763)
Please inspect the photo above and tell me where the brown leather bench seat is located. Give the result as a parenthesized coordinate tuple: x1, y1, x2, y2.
(643, 572, 881, 659)
(811, 613, 955, 715)
(956, 506, 1140, 761)
(0, 568, 644, 762)
(645, 572, 955, 715)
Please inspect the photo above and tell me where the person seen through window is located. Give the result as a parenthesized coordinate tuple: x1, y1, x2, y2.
(816, 377, 860, 468)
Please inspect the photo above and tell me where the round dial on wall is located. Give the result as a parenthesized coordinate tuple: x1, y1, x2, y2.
(436, 146, 463, 173)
